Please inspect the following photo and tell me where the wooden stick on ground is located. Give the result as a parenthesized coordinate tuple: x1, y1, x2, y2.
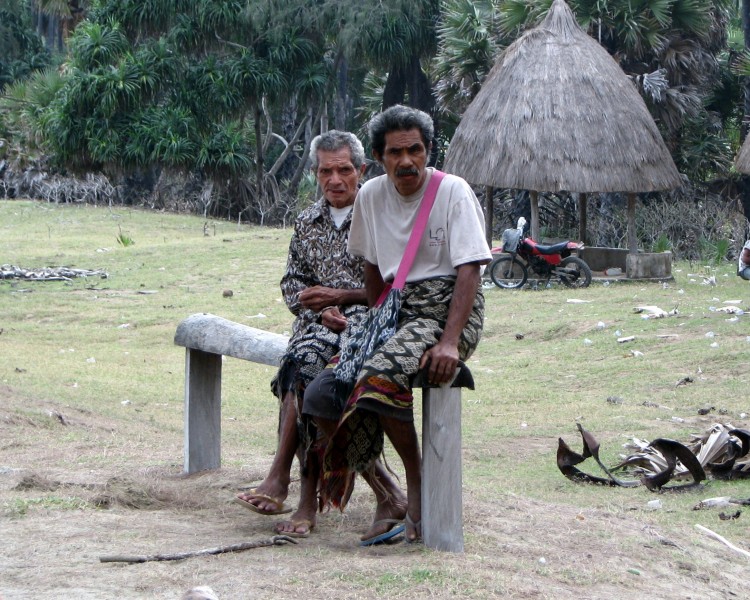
(99, 535, 297, 564)
(695, 524, 750, 559)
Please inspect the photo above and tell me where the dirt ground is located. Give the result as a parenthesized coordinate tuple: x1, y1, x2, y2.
(1, 385, 748, 600)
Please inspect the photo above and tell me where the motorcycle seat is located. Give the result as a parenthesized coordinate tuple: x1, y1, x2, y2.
(531, 240, 572, 255)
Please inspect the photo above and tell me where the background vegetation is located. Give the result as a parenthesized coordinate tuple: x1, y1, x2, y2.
(1, 1, 750, 250)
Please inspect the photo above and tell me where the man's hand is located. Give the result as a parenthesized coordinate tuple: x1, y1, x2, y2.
(419, 341, 459, 385)
(299, 285, 340, 312)
(320, 306, 347, 333)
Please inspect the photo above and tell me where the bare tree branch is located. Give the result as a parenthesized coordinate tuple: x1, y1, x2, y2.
(268, 115, 310, 178)
(98, 535, 297, 564)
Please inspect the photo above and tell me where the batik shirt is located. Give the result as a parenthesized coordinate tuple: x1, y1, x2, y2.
(281, 197, 366, 344)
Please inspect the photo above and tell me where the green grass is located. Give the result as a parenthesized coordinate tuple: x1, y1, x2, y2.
(2, 199, 750, 537)
(3, 495, 89, 518)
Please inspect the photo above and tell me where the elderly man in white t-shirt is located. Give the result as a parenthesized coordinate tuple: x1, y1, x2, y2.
(304, 105, 492, 544)
(738, 240, 750, 280)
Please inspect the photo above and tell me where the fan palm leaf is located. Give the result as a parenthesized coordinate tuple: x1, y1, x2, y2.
(69, 21, 129, 70)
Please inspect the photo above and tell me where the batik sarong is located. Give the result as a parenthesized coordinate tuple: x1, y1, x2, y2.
(321, 277, 484, 508)
(272, 309, 367, 469)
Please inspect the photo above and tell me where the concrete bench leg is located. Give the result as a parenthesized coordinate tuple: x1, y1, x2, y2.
(184, 349, 222, 473)
(421, 385, 463, 552)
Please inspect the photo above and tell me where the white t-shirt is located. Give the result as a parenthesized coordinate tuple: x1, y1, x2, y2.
(739, 240, 750, 271)
(328, 204, 353, 228)
(348, 168, 492, 282)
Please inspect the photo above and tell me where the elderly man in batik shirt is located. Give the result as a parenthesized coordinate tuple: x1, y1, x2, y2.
(233, 131, 371, 536)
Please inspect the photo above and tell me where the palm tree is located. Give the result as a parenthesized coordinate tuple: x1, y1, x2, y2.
(433, 0, 506, 130)
(34, 0, 332, 221)
(31, 0, 88, 51)
(0, 0, 51, 93)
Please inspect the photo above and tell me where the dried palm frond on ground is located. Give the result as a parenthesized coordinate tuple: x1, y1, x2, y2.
(619, 424, 750, 481)
(0, 264, 108, 281)
(557, 423, 639, 487)
(557, 424, 750, 491)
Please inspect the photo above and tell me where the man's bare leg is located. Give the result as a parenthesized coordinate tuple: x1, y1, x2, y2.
(380, 415, 422, 542)
(358, 463, 407, 540)
(236, 390, 298, 513)
(316, 416, 407, 541)
(274, 445, 318, 536)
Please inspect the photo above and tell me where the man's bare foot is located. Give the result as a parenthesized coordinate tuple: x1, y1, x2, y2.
(235, 478, 290, 515)
(360, 498, 407, 541)
(274, 509, 316, 538)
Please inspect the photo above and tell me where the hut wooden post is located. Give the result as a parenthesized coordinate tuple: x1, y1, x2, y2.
(577, 193, 588, 244)
(530, 190, 540, 241)
(484, 185, 494, 247)
(627, 193, 638, 253)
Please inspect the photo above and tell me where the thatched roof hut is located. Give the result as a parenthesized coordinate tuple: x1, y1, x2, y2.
(735, 134, 750, 175)
(444, 0, 681, 249)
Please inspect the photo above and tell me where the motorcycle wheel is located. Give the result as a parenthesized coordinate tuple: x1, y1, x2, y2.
(557, 256, 592, 288)
(489, 256, 528, 289)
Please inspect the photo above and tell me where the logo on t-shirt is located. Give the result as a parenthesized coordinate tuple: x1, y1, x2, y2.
(429, 227, 446, 247)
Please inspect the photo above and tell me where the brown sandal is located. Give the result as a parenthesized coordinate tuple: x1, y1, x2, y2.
(233, 489, 292, 516)
(274, 518, 314, 538)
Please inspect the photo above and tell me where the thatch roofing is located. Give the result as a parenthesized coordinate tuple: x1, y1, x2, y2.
(735, 134, 750, 175)
(444, 0, 681, 193)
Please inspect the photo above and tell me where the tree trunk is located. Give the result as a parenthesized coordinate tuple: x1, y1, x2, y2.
(742, 0, 750, 222)
(288, 101, 324, 194)
(254, 104, 264, 209)
(578, 192, 588, 244)
(627, 193, 638, 253)
(743, 0, 750, 140)
(320, 101, 328, 133)
(484, 186, 494, 248)
(740, 177, 750, 223)
(408, 55, 433, 115)
(335, 57, 348, 131)
(383, 63, 406, 109)
(530, 191, 540, 241)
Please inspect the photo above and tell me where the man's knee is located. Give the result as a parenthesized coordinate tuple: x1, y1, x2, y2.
(302, 369, 345, 421)
(739, 267, 750, 281)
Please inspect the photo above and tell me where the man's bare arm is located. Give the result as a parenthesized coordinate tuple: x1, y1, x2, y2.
(419, 262, 482, 384)
(364, 261, 386, 308)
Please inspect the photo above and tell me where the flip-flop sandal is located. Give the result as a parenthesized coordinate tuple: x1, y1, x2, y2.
(360, 519, 406, 547)
(233, 489, 292, 516)
(274, 519, 314, 538)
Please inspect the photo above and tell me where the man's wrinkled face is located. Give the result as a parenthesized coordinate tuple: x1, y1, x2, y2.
(316, 148, 362, 209)
(377, 128, 429, 197)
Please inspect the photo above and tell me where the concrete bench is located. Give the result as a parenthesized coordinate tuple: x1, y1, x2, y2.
(174, 312, 474, 552)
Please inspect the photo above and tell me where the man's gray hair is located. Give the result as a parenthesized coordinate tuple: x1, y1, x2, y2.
(309, 130, 365, 170)
(368, 105, 434, 158)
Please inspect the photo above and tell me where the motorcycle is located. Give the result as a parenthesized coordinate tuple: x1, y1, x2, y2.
(488, 217, 592, 289)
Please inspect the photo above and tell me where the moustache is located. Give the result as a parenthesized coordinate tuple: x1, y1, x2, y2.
(396, 168, 419, 177)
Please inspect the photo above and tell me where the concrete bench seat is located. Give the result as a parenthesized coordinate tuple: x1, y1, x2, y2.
(174, 312, 473, 552)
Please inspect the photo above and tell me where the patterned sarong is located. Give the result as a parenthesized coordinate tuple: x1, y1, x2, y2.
(272, 322, 345, 398)
(271, 309, 367, 469)
(321, 277, 484, 508)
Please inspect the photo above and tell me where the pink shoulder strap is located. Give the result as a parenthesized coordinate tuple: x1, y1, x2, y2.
(375, 170, 446, 306)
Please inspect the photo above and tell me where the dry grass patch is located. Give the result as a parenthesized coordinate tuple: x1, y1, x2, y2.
(2, 200, 750, 599)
